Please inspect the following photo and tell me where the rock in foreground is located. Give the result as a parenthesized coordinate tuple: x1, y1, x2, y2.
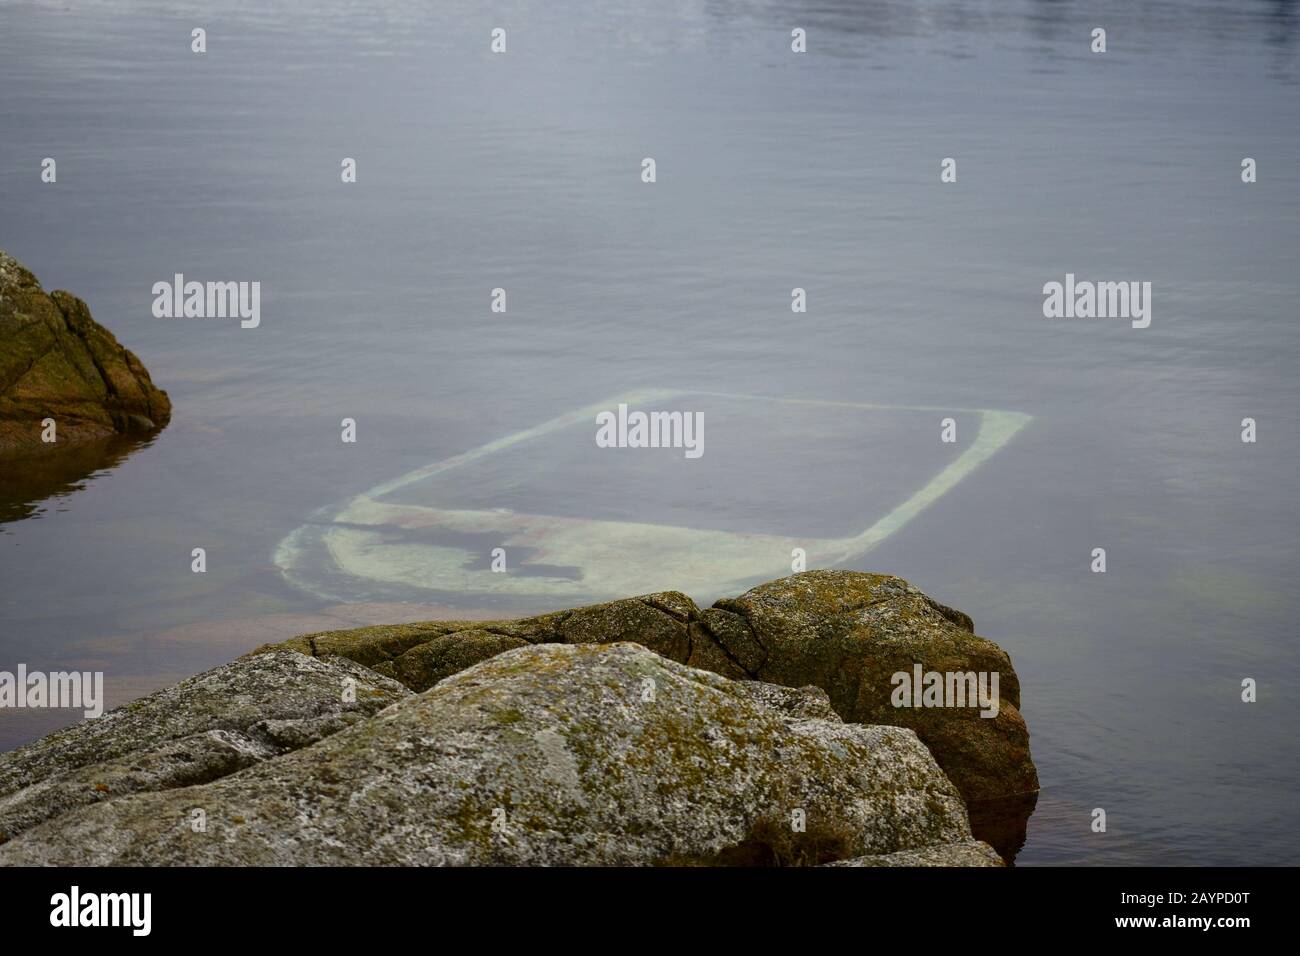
(0, 642, 990, 866)
(0, 250, 171, 455)
(826, 842, 1005, 867)
(262, 571, 1038, 807)
(706, 572, 1039, 804)
(0, 651, 407, 845)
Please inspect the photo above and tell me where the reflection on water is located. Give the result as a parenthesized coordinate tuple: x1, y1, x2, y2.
(0, 437, 154, 526)
(969, 791, 1038, 864)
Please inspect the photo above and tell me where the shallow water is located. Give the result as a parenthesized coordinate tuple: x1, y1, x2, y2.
(1, 0, 1298, 864)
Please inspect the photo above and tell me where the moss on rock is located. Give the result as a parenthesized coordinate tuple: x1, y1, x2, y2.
(0, 643, 984, 866)
(254, 571, 1038, 807)
(0, 249, 171, 455)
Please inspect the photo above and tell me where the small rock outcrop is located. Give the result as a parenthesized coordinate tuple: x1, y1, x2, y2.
(0, 642, 989, 866)
(0, 250, 171, 455)
(704, 572, 1038, 805)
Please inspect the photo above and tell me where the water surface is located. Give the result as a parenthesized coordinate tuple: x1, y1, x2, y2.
(1, 0, 1297, 864)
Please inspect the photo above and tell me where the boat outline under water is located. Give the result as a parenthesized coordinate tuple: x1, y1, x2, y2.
(273, 390, 1032, 603)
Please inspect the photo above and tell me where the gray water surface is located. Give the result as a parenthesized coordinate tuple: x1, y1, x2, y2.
(1, 0, 1298, 864)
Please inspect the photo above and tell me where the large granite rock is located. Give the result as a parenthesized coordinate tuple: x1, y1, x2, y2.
(258, 571, 1037, 807)
(0, 250, 171, 455)
(0, 642, 991, 866)
(0, 651, 407, 846)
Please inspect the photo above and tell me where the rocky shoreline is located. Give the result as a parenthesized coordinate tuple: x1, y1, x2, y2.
(0, 571, 1036, 866)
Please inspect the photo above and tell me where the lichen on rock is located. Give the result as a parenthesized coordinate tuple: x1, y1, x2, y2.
(825, 841, 1005, 867)
(0, 651, 407, 847)
(0, 642, 987, 866)
(257, 571, 1039, 807)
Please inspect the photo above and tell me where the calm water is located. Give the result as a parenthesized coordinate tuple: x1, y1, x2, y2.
(1, 0, 1298, 865)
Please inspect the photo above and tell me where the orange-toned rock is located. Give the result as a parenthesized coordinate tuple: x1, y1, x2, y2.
(0, 250, 170, 456)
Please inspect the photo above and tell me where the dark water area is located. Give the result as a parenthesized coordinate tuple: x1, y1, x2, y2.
(1, 1, 1297, 864)
(0, 436, 154, 524)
